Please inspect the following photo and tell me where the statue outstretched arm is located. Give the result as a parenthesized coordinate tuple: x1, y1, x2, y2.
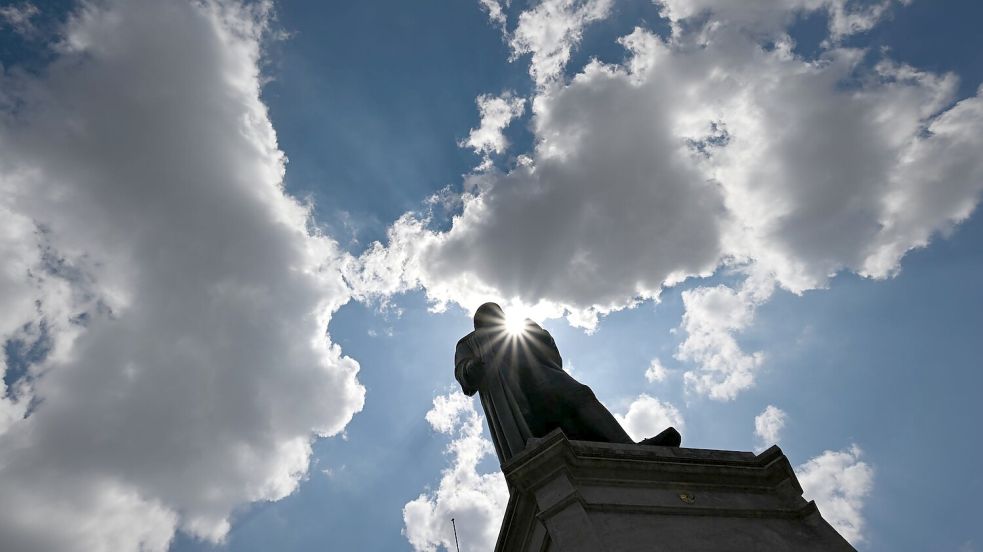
(455, 335, 487, 396)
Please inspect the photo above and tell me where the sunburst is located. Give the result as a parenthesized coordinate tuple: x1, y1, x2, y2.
(504, 310, 527, 336)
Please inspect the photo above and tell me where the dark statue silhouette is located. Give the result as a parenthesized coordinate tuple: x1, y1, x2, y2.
(455, 302, 681, 465)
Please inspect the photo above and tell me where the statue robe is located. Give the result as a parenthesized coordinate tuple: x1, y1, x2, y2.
(455, 320, 603, 465)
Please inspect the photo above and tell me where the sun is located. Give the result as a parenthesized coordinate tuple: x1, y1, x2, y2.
(503, 310, 527, 336)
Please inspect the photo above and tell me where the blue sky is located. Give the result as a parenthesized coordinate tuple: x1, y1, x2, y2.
(0, 1, 981, 551)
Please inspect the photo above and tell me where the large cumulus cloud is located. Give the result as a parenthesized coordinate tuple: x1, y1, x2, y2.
(351, 0, 983, 399)
(0, 1, 364, 550)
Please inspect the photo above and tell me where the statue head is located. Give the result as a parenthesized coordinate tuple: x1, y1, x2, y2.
(474, 302, 506, 330)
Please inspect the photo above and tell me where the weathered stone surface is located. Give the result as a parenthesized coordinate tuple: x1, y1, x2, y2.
(495, 429, 855, 552)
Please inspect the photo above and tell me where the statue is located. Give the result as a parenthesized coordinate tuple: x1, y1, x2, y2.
(455, 302, 681, 466)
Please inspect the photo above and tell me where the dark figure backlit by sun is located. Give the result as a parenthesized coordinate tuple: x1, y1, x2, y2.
(454, 302, 681, 466)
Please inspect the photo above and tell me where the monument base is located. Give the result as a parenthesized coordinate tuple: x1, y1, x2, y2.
(495, 429, 855, 552)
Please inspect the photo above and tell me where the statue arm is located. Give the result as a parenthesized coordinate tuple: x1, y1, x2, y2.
(455, 336, 487, 396)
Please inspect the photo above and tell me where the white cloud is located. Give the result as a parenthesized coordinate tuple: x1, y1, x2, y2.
(824, 0, 901, 40)
(478, 0, 508, 31)
(510, 0, 612, 87)
(613, 394, 684, 442)
(678, 272, 774, 400)
(658, 0, 903, 40)
(403, 392, 509, 552)
(461, 92, 526, 165)
(351, 0, 983, 398)
(797, 445, 874, 546)
(644, 357, 669, 383)
(0, 1, 364, 550)
(753, 405, 787, 450)
(0, 207, 57, 436)
(0, 2, 39, 36)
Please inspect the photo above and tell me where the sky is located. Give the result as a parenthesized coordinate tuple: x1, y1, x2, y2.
(0, 0, 981, 551)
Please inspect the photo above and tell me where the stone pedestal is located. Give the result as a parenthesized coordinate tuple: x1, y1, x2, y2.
(494, 429, 855, 552)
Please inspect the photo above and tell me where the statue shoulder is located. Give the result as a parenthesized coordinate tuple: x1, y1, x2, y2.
(456, 331, 479, 354)
(456, 331, 476, 346)
(525, 320, 552, 341)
